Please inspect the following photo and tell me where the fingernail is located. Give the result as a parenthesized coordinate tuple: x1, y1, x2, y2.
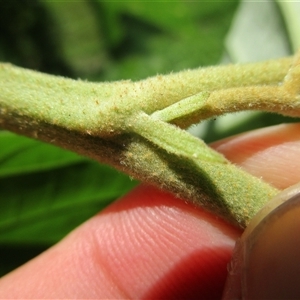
(222, 183, 300, 299)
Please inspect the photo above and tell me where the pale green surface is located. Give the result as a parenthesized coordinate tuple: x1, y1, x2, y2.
(277, 1, 300, 52)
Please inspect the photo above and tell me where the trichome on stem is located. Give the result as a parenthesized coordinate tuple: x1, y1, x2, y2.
(0, 51, 300, 228)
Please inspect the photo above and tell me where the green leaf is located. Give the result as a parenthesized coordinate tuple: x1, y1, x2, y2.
(98, 1, 239, 80)
(0, 161, 137, 245)
(42, 1, 107, 77)
(0, 131, 85, 178)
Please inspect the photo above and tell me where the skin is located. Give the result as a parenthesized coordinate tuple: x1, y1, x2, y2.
(0, 123, 300, 299)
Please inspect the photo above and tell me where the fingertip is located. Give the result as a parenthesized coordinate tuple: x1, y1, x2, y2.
(245, 192, 300, 299)
(83, 185, 241, 299)
(223, 188, 300, 299)
(0, 185, 240, 299)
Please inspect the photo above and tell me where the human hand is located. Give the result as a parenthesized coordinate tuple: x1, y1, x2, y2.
(223, 184, 300, 299)
(1, 123, 300, 299)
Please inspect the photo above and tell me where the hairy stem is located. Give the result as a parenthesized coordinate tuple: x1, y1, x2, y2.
(0, 54, 298, 228)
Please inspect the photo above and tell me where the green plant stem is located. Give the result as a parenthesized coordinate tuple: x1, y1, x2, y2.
(0, 55, 298, 228)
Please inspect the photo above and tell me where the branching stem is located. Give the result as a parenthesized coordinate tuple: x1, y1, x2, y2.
(0, 52, 299, 228)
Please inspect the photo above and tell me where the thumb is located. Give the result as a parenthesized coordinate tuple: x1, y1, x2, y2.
(223, 183, 300, 299)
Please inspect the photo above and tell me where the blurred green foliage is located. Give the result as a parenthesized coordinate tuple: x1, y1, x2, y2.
(0, 0, 239, 80)
(1, 0, 295, 277)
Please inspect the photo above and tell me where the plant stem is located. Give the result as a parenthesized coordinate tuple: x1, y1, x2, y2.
(0, 55, 297, 228)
